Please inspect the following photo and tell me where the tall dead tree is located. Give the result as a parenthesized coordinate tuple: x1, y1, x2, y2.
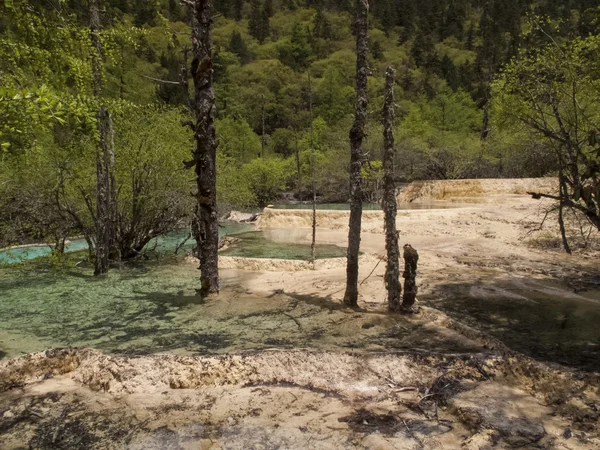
(343, 0, 369, 307)
(191, 0, 219, 295)
(90, 0, 117, 275)
(383, 67, 401, 312)
(309, 72, 317, 263)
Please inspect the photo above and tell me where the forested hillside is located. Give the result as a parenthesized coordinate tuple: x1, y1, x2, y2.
(1, 0, 599, 248)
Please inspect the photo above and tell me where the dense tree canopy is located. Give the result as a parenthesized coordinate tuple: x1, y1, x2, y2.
(2, 0, 600, 249)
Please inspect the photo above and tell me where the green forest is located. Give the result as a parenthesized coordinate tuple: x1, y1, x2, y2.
(1, 0, 600, 251)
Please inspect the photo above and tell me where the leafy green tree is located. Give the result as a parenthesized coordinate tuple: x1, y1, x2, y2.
(315, 66, 354, 125)
(216, 117, 262, 163)
(242, 157, 291, 206)
(493, 32, 600, 232)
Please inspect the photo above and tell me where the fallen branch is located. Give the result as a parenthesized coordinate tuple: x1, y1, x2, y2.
(142, 75, 181, 85)
(282, 312, 301, 329)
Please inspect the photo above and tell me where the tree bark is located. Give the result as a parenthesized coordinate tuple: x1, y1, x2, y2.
(90, 0, 112, 276)
(309, 72, 316, 263)
(401, 244, 419, 312)
(343, 0, 369, 307)
(383, 67, 401, 312)
(191, 0, 219, 295)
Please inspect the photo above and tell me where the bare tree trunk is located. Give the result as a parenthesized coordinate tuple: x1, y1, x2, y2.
(295, 134, 301, 192)
(180, 46, 191, 109)
(191, 0, 219, 295)
(343, 0, 369, 307)
(261, 96, 265, 158)
(480, 101, 490, 141)
(383, 67, 401, 312)
(106, 112, 120, 263)
(90, 0, 111, 276)
(309, 72, 316, 263)
(402, 244, 419, 312)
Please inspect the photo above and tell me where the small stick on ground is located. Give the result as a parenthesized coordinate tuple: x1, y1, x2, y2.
(360, 254, 386, 286)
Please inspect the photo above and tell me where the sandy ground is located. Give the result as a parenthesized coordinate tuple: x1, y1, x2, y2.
(1, 179, 600, 449)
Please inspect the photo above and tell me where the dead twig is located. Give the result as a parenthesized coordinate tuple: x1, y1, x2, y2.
(360, 254, 386, 285)
(281, 312, 301, 329)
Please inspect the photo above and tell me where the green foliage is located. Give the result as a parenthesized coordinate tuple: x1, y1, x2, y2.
(241, 157, 291, 207)
(278, 22, 315, 70)
(3, 0, 600, 245)
(216, 117, 262, 163)
(492, 30, 600, 226)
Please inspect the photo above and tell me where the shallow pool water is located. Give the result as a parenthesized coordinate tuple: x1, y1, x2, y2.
(220, 231, 347, 260)
(0, 253, 486, 360)
(0, 222, 253, 265)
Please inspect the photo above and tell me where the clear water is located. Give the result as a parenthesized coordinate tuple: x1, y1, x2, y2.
(0, 222, 253, 265)
(0, 253, 487, 360)
(220, 231, 346, 260)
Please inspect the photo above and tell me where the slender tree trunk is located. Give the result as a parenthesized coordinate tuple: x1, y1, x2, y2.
(559, 172, 572, 255)
(383, 67, 401, 312)
(107, 112, 120, 263)
(90, 0, 111, 276)
(180, 46, 191, 109)
(261, 96, 265, 158)
(191, 0, 219, 295)
(343, 0, 369, 307)
(295, 134, 301, 191)
(309, 72, 316, 263)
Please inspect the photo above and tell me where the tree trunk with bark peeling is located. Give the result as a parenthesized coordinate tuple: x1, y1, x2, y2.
(343, 0, 369, 307)
(191, 0, 219, 295)
(383, 67, 401, 312)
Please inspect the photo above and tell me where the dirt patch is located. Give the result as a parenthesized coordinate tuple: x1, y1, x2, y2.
(0, 348, 598, 449)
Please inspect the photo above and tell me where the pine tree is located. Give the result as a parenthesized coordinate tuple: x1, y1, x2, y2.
(233, 0, 243, 21)
(229, 30, 252, 64)
(314, 7, 331, 39)
(371, 40, 383, 60)
(260, 7, 271, 41)
(248, 0, 263, 41)
(264, 0, 273, 17)
(441, 54, 459, 90)
(248, 0, 269, 43)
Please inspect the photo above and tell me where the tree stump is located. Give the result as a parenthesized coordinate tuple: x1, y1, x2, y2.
(401, 244, 419, 313)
